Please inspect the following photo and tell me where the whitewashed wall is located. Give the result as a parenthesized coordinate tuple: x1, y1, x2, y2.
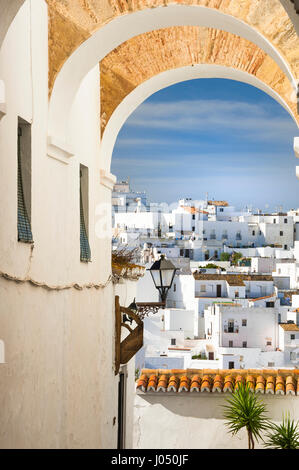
(134, 393, 299, 449)
(0, 1, 130, 449)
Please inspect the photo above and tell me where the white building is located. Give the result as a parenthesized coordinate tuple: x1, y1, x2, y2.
(204, 303, 299, 369)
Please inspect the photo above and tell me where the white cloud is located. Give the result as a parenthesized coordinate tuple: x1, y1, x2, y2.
(124, 99, 296, 141)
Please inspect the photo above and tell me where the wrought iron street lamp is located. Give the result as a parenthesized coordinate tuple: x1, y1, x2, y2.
(149, 255, 177, 303)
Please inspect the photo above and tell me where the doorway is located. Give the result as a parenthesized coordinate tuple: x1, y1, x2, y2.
(117, 370, 126, 449)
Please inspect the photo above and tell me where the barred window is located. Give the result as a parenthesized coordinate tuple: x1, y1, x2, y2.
(80, 164, 91, 262)
(17, 119, 33, 243)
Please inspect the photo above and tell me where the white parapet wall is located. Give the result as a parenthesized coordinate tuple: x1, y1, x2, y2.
(134, 392, 299, 449)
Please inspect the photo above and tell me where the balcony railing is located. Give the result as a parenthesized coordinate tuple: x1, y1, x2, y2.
(224, 327, 239, 333)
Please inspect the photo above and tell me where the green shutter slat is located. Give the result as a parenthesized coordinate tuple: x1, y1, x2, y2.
(80, 185, 91, 262)
(17, 127, 33, 243)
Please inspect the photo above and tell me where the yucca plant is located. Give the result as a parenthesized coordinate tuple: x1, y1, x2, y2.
(263, 413, 299, 449)
(222, 382, 269, 449)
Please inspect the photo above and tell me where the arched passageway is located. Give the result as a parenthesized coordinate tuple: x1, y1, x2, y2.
(47, 3, 299, 144)
(99, 26, 299, 173)
(101, 64, 299, 175)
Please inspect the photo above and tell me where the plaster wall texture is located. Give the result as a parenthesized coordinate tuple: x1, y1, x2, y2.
(134, 392, 299, 449)
(0, 3, 132, 448)
(136, 270, 160, 304)
(230, 307, 278, 349)
(164, 309, 194, 338)
(251, 257, 277, 274)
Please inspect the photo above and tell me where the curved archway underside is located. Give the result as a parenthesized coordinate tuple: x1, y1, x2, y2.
(47, 0, 299, 95)
(100, 26, 299, 133)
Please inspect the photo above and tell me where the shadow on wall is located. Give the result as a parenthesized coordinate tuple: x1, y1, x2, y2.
(134, 394, 299, 448)
(138, 393, 299, 420)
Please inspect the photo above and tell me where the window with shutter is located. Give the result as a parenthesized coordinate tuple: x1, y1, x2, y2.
(80, 164, 91, 262)
(17, 120, 33, 243)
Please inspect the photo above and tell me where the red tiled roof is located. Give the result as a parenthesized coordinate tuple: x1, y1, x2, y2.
(208, 200, 229, 207)
(136, 369, 299, 396)
(250, 295, 275, 302)
(279, 323, 299, 332)
(193, 273, 273, 285)
(180, 206, 209, 215)
(168, 347, 191, 351)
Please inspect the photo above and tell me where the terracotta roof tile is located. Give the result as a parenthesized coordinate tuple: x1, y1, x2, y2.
(208, 200, 229, 207)
(180, 206, 209, 215)
(136, 374, 148, 392)
(223, 375, 234, 393)
(201, 375, 212, 392)
(190, 375, 201, 392)
(157, 374, 168, 392)
(250, 295, 275, 302)
(279, 323, 299, 332)
(212, 374, 224, 393)
(147, 375, 158, 392)
(275, 376, 285, 395)
(136, 369, 299, 396)
(179, 375, 190, 392)
(193, 273, 273, 285)
(286, 376, 296, 396)
(255, 375, 266, 394)
(246, 375, 255, 392)
(265, 376, 275, 395)
(167, 375, 179, 392)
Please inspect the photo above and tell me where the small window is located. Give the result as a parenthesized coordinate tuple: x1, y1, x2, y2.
(171, 338, 176, 346)
(273, 219, 276, 224)
(242, 319, 247, 327)
(219, 208, 224, 212)
(228, 361, 234, 369)
(192, 226, 195, 232)
(291, 334, 295, 340)
(200, 284, 206, 292)
(181, 230, 184, 236)
(280, 231, 283, 236)
(284, 245, 287, 250)
(266, 302, 275, 308)
(284, 218, 287, 223)
(17, 118, 33, 243)
(242, 341, 247, 348)
(252, 230, 255, 236)
(266, 341, 272, 346)
(259, 230, 262, 235)
(229, 340, 233, 348)
(235, 291, 239, 298)
(80, 164, 91, 262)
(173, 283, 176, 292)
(192, 214, 195, 220)
(268, 362, 275, 367)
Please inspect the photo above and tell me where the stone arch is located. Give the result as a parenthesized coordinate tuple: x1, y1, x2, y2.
(47, 0, 299, 95)
(100, 26, 299, 136)
(48, 3, 299, 143)
(0, 0, 25, 49)
(100, 64, 298, 174)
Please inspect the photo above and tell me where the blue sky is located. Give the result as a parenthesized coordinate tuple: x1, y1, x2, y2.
(111, 78, 299, 212)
